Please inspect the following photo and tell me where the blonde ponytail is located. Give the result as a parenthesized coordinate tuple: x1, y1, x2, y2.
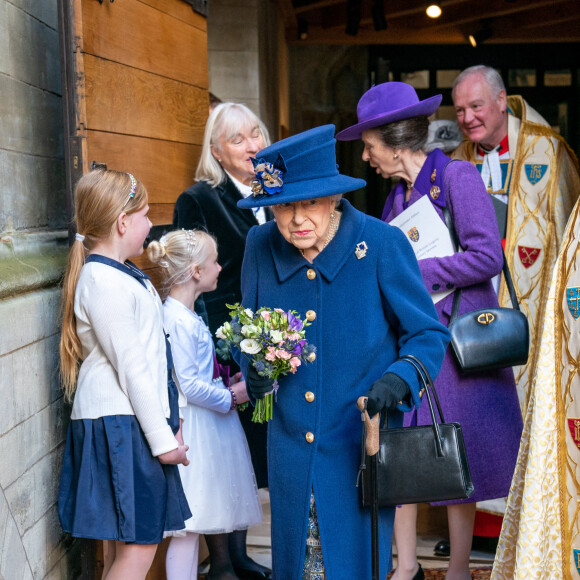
(59, 241, 86, 401)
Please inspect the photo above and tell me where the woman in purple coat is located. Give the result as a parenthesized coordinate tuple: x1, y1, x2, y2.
(337, 82, 523, 580)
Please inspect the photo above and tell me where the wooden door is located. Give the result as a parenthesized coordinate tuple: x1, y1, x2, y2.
(58, 0, 210, 576)
(59, 0, 209, 280)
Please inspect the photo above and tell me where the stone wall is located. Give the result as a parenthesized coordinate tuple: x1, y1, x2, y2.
(0, 0, 77, 578)
(207, 0, 284, 140)
(288, 44, 373, 213)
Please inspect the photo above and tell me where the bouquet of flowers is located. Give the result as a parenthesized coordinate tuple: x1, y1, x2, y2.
(216, 303, 317, 423)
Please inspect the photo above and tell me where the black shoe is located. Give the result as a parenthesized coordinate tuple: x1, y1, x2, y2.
(434, 539, 450, 557)
(413, 563, 425, 580)
(233, 566, 272, 580)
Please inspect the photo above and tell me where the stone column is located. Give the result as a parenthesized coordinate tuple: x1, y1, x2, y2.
(207, 0, 284, 140)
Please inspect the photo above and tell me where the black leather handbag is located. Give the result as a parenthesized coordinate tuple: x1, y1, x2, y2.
(357, 355, 474, 507)
(443, 205, 530, 374)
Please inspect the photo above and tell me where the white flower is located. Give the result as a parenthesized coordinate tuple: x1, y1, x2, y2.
(215, 326, 227, 340)
(244, 308, 254, 318)
(240, 338, 262, 355)
(270, 329, 284, 343)
(241, 324, 260, 337)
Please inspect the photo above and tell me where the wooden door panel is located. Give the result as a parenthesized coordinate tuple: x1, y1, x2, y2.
(81, 0, 208, 89)
(148, 202, 176, 226)
(84, 54, 207, 143)
(139, 0, 207, 30)
(86, 131, 199, 203)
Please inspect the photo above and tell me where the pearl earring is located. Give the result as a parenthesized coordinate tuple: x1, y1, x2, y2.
(393, 153, 399, 159)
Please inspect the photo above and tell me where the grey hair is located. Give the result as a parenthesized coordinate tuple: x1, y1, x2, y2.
(375, 116, 430, 152)
(195, 102, 271, 187)
(147, 229, 217, 298)
(452, 65, 505, 100)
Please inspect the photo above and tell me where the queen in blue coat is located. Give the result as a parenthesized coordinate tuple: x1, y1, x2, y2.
(236, 125, 450, 579)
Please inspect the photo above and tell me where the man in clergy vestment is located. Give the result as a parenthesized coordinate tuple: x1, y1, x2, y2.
(452, 64, 580, 553)
(452, 64, 579, 414)
(492, 196, 580, 579)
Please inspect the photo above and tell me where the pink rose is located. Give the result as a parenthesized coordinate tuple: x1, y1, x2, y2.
(289, 357, 301, 373)
(287, 332, 301, 341)
(276, 349, 291, 360)
(265, 346, 277, 361)
(260, 311, 271, 320)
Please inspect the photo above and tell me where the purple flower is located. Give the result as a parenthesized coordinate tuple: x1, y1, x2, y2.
(291, 339, 306, 356)
(287, 312, 303, 332)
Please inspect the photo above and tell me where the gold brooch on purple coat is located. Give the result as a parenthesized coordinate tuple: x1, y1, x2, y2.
(355, 241, 368, 260)
(430, 185, 441, 200)
(431, 169, 437, 183)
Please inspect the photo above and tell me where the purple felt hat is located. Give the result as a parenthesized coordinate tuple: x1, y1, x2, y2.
(335, 82, 442, 141)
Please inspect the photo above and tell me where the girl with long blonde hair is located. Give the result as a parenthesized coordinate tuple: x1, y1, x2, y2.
(58, 169, 191, 580)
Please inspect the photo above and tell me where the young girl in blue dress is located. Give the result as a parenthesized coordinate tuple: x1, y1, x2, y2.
(58, 169, 192, 579)
(147, 230, 263, 580)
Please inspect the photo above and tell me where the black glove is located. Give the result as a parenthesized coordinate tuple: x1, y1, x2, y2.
(365, 373, 411, 416)
(246, 365, 275, 400)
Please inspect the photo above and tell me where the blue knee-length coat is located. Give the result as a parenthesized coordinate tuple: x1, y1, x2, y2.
(239, 199, 450, 579)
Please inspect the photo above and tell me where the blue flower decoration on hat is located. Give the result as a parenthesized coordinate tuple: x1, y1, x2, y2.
(250, 154, 287, 197)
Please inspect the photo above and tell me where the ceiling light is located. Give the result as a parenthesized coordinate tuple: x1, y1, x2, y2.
(426, 4, 442, 18)
(468, 27, 493, 47)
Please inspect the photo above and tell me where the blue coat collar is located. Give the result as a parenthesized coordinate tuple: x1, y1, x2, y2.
(270, 199, 366, 283)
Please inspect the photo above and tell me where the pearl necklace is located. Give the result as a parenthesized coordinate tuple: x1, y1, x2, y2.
(325, 211, 341, 247)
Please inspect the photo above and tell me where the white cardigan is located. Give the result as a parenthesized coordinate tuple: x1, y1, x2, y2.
(71, 261, 184, 457)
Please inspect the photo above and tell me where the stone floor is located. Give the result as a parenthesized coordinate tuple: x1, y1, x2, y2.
(241, 490, 495, 576)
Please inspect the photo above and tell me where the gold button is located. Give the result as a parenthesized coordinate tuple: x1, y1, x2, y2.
(307, 268, 316, 280)
(305, 391, 315, 402)
(307, 352, 316, 362)
(306, 310, 316, 321)
(305, 432, 315, 443)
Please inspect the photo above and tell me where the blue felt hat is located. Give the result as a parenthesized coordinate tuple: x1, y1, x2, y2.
(237, 124, 366, 209)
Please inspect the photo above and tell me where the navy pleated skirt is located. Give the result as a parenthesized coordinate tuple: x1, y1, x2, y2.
(58, 379, 191, 544)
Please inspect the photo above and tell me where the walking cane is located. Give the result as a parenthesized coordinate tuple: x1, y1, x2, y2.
(357, 397, 380, 580)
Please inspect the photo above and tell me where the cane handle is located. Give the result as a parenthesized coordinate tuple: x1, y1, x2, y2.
(357, 396, 380, 456)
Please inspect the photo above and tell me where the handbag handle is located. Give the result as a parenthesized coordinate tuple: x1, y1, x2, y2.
(399, 355, 447, 458)
(357, 356, 448, 459)
(442, 203, 521, 325)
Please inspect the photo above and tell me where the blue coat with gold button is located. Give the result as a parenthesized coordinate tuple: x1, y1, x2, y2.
(240, 199, 450, 579)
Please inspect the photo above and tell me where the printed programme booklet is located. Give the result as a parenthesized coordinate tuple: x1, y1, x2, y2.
(389, 195, 456, 303)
